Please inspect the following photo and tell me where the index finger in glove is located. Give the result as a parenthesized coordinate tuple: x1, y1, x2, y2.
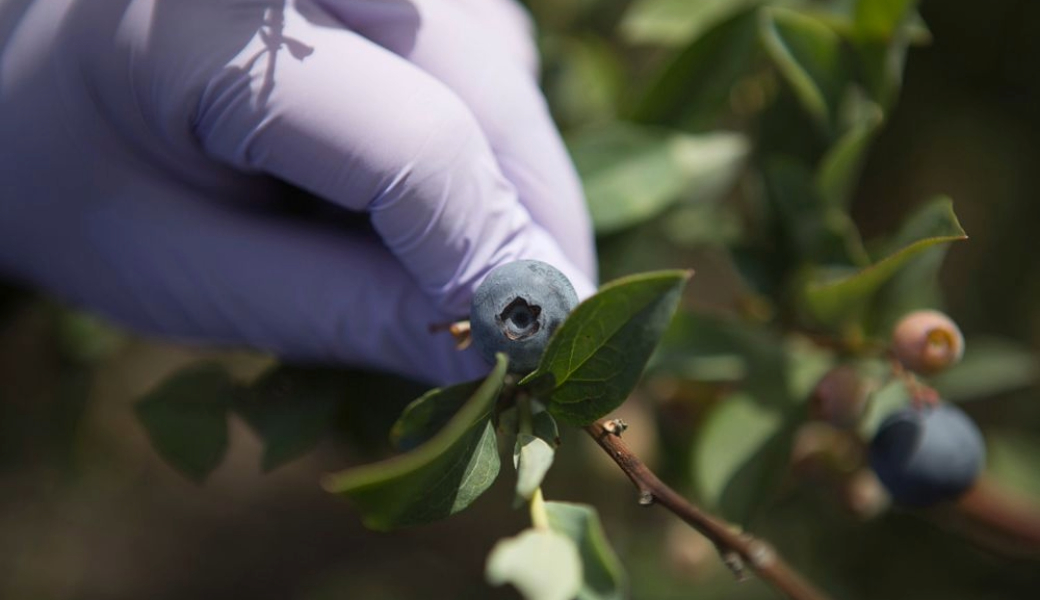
(318, 0, 598, 281)
(194, 7, 594, 316)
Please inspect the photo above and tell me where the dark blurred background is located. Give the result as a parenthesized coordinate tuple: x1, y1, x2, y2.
(2, 1, 1039, 599)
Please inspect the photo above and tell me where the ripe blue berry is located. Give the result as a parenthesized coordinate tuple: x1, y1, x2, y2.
(470, 260, 579, 372)
(868, 403, 985, 507)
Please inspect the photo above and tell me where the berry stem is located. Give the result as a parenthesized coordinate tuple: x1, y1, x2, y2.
(529, 487, 551, 531)
(518, 392, 534, 437)
(585, 419, 833, 600)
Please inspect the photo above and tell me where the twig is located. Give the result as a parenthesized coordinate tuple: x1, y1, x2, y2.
(946, 476, 1040, 559)
(586, 418, 833, 600)
(428, 319, 472, 349)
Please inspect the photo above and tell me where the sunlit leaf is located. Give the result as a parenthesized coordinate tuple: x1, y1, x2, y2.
(322, 356, 507, 530)
(854, 0, 916, 39)
(514, 433, 556, 502)
(486, 529, 583, 600)
(569, 124, 748, 235)
(525, 271, 691, 425)
(135, 362, 236, 483)
(620, 0, 759, 47)
(545, 502, 627, 600)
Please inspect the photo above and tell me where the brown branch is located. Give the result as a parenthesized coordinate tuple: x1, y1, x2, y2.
(944, 476, 1040, 559)
(585, 418, 833, 600)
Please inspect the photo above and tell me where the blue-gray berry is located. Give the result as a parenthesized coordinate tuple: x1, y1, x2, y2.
(868, 403, 985, 507)
(470, 260, 579, 372)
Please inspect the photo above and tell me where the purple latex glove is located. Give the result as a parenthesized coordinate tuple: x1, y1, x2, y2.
(0, 0, 597, 385)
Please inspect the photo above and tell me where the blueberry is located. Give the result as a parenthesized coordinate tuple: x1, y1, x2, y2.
(868, 403, 985, 507)
(470, 260, 579, 372)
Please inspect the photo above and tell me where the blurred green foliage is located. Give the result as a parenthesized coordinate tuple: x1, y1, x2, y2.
(528, 0, 1040, 598)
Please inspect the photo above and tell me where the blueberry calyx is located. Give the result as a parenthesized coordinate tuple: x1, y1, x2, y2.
(497, 297, 541, 341)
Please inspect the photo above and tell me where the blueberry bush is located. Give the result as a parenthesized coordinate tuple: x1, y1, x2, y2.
(5, 0, 1040, 599)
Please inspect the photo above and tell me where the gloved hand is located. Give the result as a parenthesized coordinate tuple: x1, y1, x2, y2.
(0, 0, 597, 384)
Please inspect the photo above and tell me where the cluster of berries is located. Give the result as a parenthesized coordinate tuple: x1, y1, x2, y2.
(812, 310, 983, 507)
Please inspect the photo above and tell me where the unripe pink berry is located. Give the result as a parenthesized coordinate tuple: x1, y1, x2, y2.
(891, 310, 964, 375)
(840, 469, 889, 520)
(810, 365, 869, 429)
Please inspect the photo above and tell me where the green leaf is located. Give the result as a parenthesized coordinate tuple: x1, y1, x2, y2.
(764, 156, 870, 266)
(931, 339, 1039, 403)
(486, 529, 583, 600)
(851, 36, 910, 110)
(785, 335, 837, 403)
(630, 8, 761, 129)
(322, 355, 507, 530)
(865, 244, 948, 336)
(545, 502, 627, 600)
(849, 2, 926, 109)
(803, 197, 967, 325)
(135, 362, 235, 483)
(872, 197, 966, 261)
(233, 366, 346, 472)
(693, 392, 787, 523)
(854, 0, 916, 39)
(815, 108, 883, 210)
(496, 405, 559, 443)
(532, 409, 561, 447)
(514, 433, 556, 502)
(660, 201, 745, 248)
(619, 0, 759, 47)
(654, 311, 791, 406)
(389, 380, 482, 451)
(53, 309, 125, 364)
(543, 35, 624, 128)
(858, 378, 910, 438)
(760, 7, 848, 129)
(569, 123, 748, 235)
(862, 198, 966, 334)
(526, 270, 691, 426)
(903, 10, 932, 45)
